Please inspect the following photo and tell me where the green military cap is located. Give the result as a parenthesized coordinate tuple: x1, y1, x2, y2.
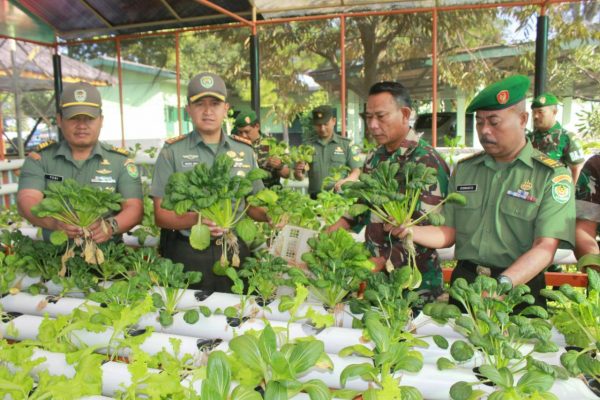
(60, 82, 102, 119)
(312, 105, 335, 124)
(531, 92, 559, 109)
(466, 75, 530, 113)
(234, 110, 258, 130)
(187, 72, 227, 103)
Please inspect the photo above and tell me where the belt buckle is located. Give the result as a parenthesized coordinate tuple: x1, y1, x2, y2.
(476, 265, 491, 276)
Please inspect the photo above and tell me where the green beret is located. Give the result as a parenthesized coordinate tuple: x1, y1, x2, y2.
(531, 92, 559, 109)
(234, 110, 258, 130)
(466, 75, 530, 113)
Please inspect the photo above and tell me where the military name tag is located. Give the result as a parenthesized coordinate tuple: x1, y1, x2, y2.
(44, 174, 63, 182)
(182, 161, 198, 168)
(456, 184, 477, 192)
(91, 176, 116, 184)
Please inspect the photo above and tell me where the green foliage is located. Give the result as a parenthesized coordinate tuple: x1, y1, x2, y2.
(314, 190, 356, 227)
(238, 250, 291, 303)
(249, 187, 321, 232)
(0, 205, 24, 229)
(290, 144, 316, 171)
(261, 137, 291, 164)
(300, 229, 374, 309)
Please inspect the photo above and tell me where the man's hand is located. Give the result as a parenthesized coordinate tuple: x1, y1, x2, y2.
(333, 178, 347, 192)
(51, 219, 83, 240)
(201, 217, 227, 238)
(88, 219, 113, 244)
(370, 256, 386, 272)
(294, 162, 306, 180)
(383, 223, 412, 239)
(267, 157, 283, 170)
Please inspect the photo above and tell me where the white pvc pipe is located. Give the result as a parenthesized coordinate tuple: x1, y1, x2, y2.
(9, 273, 42, 291)
(100, 360, 160, 397)
(1, 314, 43, 341)
(0, 292, 93, 317)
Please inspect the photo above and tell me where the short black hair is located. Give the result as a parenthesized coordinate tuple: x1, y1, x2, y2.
(368, 81, 412, 109)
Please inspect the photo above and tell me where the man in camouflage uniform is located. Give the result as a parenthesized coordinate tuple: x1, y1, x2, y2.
(574, 155, 600, 260)
(151, 72, 268, 293)
(294, 105, 363, 198)
(17, 82, 143, 243)
(232, 110, 291, 187)
(328, 81, 449, 299)
(529, 92, 584, 182)
(391, 76, 576, 308)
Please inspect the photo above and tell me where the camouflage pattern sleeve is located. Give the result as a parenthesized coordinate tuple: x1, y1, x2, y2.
(565, 133, 585, 165)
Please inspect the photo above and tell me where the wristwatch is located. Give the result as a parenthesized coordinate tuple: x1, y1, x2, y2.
(497, 274, 513, 290)
(106, 217, 119, 235)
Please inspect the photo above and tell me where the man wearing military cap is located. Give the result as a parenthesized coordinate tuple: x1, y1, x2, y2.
(294, 105, 363, 198)
(17, 82, 143, 243)
(151, 72, 268, 293)
(232, 109, 291, 187)
(387, 75, 575, 308)
(529, 92, 584, 183)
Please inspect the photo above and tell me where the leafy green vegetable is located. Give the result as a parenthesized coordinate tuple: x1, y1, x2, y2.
(162, 154, 267, 268)
(261, 137, 291, 165)
(290, 144, 316, 173)
(32, 179, 123, 267)
(344, 160, 465, 288)
(238, 250, 291, 304)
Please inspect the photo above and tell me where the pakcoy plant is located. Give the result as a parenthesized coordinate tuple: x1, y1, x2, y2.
(344, 160, 465, 289)
(261, 137, 292, 165)
(541, 268, 600, 390)
(314, 190, 356, 228)
(338, 311, 424, 399)
(198, 350, 261, 400)
(290, 144, 316, 174)
(238, 250, 291, 306)
(228, 324, 333, 399)
(349, 266, 422, 343)
(31, 179, 123, 266)
(300, 229, 375, 315)
(424, 276, 565, 400)
(161, 153, 267, 271)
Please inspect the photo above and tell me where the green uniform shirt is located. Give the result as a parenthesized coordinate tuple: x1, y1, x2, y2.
(575, 154, 600, 236)
(443, 140, 575, 269)
(528, 122, 584, 166)
(305, 134, 362, 195)
(18, 140, 143, 240)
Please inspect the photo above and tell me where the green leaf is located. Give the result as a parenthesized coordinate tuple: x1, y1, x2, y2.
(49, 230, 68, 245)
(301, 379, 331, 400)
(158, 310, 173, 326)
(190, 223, 211, 250)
(270, 351, 294, 380)
(264, 381, 287, 400)
(450, 340, 474, 362)
(401, 386, 423, 400)
(236, 218, 257, 245)
(206, 351, 231, 398)
(436, 357, 456, 370)
(340, 363, 376, 387)
(576, 352, 600, 376)
(449, 381, 472, 400)
(517, 371, 554, 393)
(259, 324, 277, 364)
(183, 309, 199, 324)
(288, 340, 324, 375)
(338, 344, 374, 358)
(231, 384, 263, 400)
(229, 334, 266, 374)
(433, 335, 449, 349)
(479, 365, 513, 388)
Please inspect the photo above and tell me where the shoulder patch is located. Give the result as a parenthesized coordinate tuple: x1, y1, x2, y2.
(165, 134, 187, 145)
(457, 150, 485, 163)
(110, 146, 130, 156)
(231, 135, 253, 147)
(35, 140, 57, 152)
(28, 151, 41, 161)
(533, 152, 563, 169)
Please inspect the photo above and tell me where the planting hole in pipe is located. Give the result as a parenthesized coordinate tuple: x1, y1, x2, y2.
(226, 316, 249, 327)
(1, 311, 22, 322)
(194, 290, 210, 302)
(196, 338, 222, 351)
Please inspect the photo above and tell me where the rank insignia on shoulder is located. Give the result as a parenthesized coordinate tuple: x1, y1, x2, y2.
(110, 146, 130, 156)
(231, 135, 252, 146)
(35, 140, 57, 152)
(28, 151, 41, 160)
(533, 153, 562, 168)
(552, 174, 572, 184)
(165, 134, 187, 144)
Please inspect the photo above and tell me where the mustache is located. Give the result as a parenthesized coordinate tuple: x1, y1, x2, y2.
(480, 136, 497, 145)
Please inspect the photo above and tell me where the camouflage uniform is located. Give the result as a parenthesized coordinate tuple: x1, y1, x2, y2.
(347, 129, 450, 298)
(528, 122, 584, 167)
(576, 154, 600, 235)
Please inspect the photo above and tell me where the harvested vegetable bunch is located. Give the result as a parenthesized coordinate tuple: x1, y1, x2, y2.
(161, 154, 267, 269)
(260, 137, 291, 165)
(300, 229, 375, 311)
(344, 160, 465, 289)
(290, 144, 315, 173)
(32, 179, 123, 268)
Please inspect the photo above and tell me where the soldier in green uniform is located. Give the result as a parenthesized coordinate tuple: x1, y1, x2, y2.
(529, 92, 584, 182)
(231, 110, 291, 187)
(574, 154, 600, 262)
(389, 75, 576, 308)
(294, 105, 363, 198)
(17, 82, 143, 243)
(328, 81, 450, 300)
(151, 72, 268, 293)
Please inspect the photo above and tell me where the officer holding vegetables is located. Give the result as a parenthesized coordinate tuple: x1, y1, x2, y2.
(327, 81, 450, 300)
(232, 110, 291, 187)
(388, 75, 576, 308)
(294, 105, 363, 198)
(17, 82, 143, 243)
(151, 72, 268, 293)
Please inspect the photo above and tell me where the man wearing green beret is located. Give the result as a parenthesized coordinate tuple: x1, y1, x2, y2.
(294, 105, 363, 198)
(232, 110, 291, 187)
(387, 75, 575, 309)
(17, 82, 143, 243)
(529, 92, 584, 183)
(151, 72, 269, 293)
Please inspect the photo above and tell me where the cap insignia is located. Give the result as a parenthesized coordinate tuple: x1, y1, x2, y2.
(539, 96, 546, 104)
(74, 89, 87, 102)
(496, 90, 509, 105)
(244, 116, 251, 124)
(520, 180, 532, 191)
(317, 112, 323, 118)
(200, 76, 214, 88)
